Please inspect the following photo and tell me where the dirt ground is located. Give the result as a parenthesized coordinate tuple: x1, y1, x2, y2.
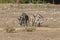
(0, 4, 60, 40)
(0, 29, 60, 40)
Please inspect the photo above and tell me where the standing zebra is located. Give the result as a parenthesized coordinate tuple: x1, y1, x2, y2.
(18, 13, 29, 26)
(31, 13, 44, 27)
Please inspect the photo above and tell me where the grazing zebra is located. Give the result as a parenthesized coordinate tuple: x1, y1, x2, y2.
(31, 13, 44, 27)
(18, 13, 29, 26)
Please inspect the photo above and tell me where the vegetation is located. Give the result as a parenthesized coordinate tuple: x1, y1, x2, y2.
(0, 0, 48, 3)
(5, 26, 16, 33)
(0, 0, 16, 3)
(23, 27, 36, 32)
(0, 0, 60, 4)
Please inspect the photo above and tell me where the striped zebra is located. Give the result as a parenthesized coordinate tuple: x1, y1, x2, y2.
(30, 13, 44, 27)
(18, 13, 29, 26)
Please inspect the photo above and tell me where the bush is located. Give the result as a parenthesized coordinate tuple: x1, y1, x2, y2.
(0, 0, 59, 4)
(0, 0, 48, 3)
(19, 0, 29, 3)
(37, 0, 43, 3)
(0, 0, 16, 3)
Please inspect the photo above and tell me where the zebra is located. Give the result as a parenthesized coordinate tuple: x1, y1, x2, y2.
(18, 13, 29, 26)
(31, 13, 44, 27)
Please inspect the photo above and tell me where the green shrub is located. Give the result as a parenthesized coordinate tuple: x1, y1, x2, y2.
(0, 0, 55, 4)
(37, 0, 43, 3)
(0, 0, 16, 3)
(19, 0, 29, 3)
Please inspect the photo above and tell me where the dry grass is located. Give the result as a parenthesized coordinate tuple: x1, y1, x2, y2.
(22, 27, 36, 32)
(0, 4, 60, 40)
(4, 26, 16, 33)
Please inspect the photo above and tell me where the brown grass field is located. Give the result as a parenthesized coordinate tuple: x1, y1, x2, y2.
(0, 4, 60, 40)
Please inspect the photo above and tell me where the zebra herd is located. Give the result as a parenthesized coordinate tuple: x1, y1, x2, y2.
(18, 12, 44, 27)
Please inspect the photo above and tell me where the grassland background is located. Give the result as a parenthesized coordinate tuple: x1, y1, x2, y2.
(0, 4, 60, 28)
(0, 0, 60, 40)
